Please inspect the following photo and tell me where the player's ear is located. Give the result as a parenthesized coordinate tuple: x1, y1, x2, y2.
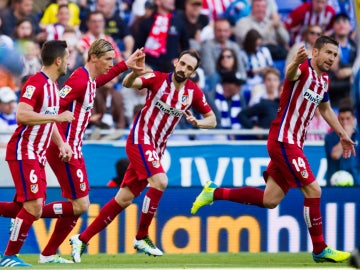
(173, 58, 179, 68)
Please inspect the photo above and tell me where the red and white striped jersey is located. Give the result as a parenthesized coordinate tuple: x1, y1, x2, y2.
(128, 71, 212, 155)
(6, 72, 60, 165)
(268, 59, 330, 149)
(285, 2, 335, 44)
(57, 62, 128, 158)
(202, 0, 235, 22)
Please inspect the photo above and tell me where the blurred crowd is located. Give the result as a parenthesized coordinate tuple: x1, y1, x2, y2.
(0, 0, 359, 184)
(0, 0, 360, 185)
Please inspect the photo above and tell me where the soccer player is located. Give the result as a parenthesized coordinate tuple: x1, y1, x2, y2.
(36, 39, 145, 264)
(191, 36, 355, 263)
(69, 49, 217, 261)
(0, 40, 74, 267)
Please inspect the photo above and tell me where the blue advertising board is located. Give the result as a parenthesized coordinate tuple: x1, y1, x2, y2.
(0, 187, 358, 254)
(82, 141, 328, 187)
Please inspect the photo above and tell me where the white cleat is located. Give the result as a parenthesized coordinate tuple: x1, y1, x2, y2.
(133, 236, 163, 256)
(69, 234, 87, 263)
(38, 254, 74, 264)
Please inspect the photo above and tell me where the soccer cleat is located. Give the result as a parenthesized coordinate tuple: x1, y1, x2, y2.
(190, 180, 218, 214)
(313, 246, 351, 263)
(0, 254, 31, 267)
(69, 234, 87, 263)
(133, 236, 163, 256)
(38, 254, 74, 264)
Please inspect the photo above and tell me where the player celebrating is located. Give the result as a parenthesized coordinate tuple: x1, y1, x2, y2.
(36, 39, 145, 264)
(0, 40, 74, 267)
(191, 36, 355, 263)
(69, 49, 217, 261)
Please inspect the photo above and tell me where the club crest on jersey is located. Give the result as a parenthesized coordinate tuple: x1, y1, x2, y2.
(301, 170, 309, 179)
(152, 160, 160, 168)
(23, 85, 36, 99)
(30, 184, 39, 193)
(59, 85, 72, 98)
(80, 183, 86, 191)
(303, 89, 322, 105)
(181, 95, 189, 106)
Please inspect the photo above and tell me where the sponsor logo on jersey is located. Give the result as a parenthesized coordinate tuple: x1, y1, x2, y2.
(181, 95, 189, 106)
(303, 89, 322, 105)
(23, 85, 36, 99)
(301, 170, 309, 178)
(59, 85, 72, 98)
(155, 100, 183, 117)
(44, 106, 59, 115)
(30, 184, 39, 193)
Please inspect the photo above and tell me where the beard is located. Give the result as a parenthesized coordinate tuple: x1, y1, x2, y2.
(174, 71, 187, 83)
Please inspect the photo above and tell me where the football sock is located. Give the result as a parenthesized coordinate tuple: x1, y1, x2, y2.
(136, 187, 163, 240)
(0, 202, 22, 218)
(4, 208, 36, 256)
(80, 198, 123, 243)
(303, 198, 327, 254)
(41, 201, 74, 218)
(214, 187, 265, 207)
(42, 217, 79, 256)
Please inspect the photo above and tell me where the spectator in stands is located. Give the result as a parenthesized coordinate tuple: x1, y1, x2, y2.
(20, 39, 41, 77)
(285, 24, 323, 69)
(44, 4, 80, 42)
(201, 18, 246, 91)
(328, 0, 356, 31)
(0, 17, 14, 49)
(58, 27, 84, 87)
(12, 17, 36, 41)
(306, 107, 330, 141)
(325, 105, 360, 186)
(0, 0, 41, 39)
(284, 0, 336, 45)
(96, 0, 134, 59)
(328, 13, 357, 109)
(0, 86, 17, 148)
(90, 77, 126, 130)
(247, 66, 280, 106)
(79, 11, 123, 63)
(107, 158, 130, 187)
(239, 29, 274, 98)
(213, 71, 247, 137)
(237, 68, 281, 139)
(39, 0, 81, 30)
(234, 0, 290, 61)
(121, 86, 147, 127)
(134, 0, 190, 72)
(178, 0, 210, 50)
(130, 0, 156, 34)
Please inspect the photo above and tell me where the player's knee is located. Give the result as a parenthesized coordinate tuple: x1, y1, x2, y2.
(263, 199, 279, 209)
(73, 200, 90, 215)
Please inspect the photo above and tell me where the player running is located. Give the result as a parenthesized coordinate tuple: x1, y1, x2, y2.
(37, 39, 145, 264)
(0, 40, 74, 267)
(191, 36, 354, 263)
(69, 49, 217, 261)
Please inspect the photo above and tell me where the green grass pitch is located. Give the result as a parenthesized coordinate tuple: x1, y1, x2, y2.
(17, 252, 353, 269)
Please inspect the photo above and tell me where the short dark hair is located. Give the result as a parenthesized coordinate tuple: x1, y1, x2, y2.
(41, 40, 67, 66)
(314, 35, 339, 50)
(178, 49, 201, 70)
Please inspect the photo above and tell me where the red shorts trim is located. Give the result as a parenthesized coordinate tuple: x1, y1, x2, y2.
(7, 160, 47, 202)
(47, 144, 89, 199)
(121, 143, 165, 196)
(263, 140, 315, 194)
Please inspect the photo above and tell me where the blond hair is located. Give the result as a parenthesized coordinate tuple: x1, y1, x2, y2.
(87, 39, 114, 61)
